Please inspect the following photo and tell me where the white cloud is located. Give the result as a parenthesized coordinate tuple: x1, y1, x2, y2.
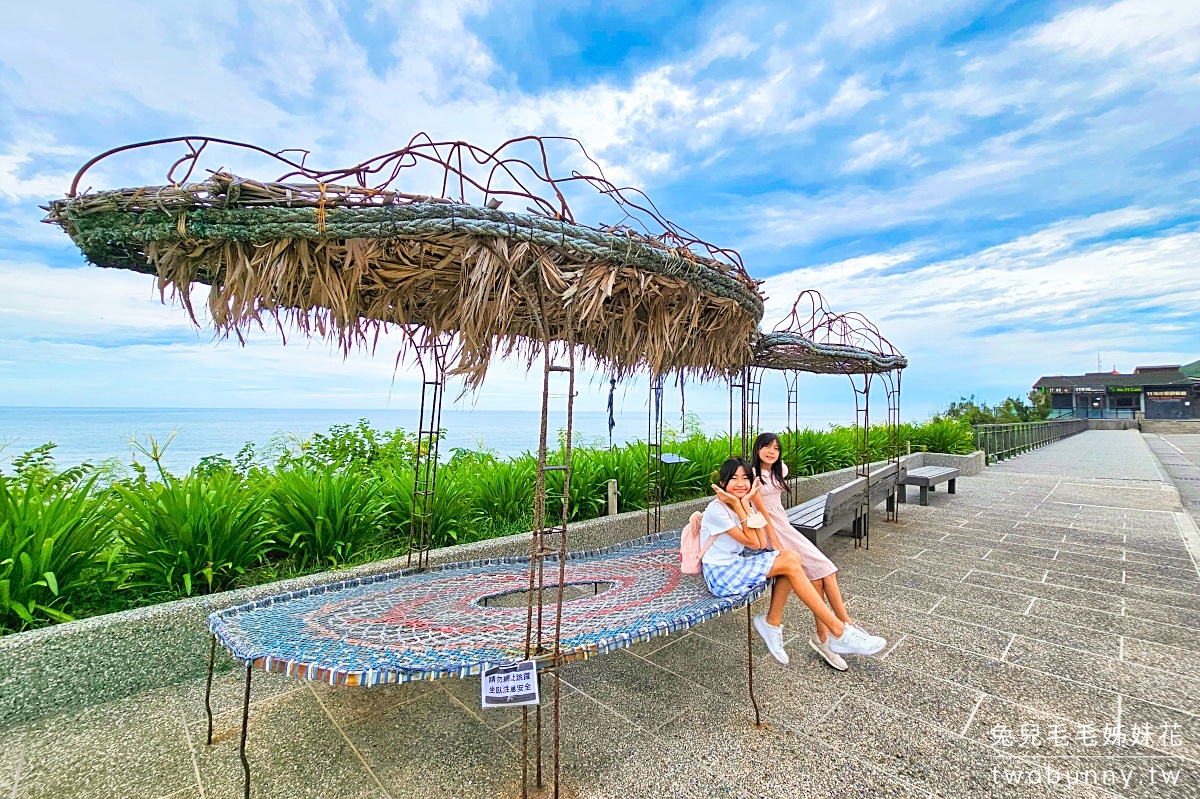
(0, 133, 81, 200)
(842, 131, 914, 172)
(1029, 0, 1200, 64)
(825, 75, 884, 116)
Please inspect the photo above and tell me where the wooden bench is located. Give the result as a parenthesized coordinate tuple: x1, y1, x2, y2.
(900, 466, 960, 506)
(786, 462, 906, 545)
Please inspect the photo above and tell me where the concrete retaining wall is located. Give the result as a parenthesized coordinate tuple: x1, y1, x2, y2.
(0, 450, 982, 728)
(1087, 419, 1139, 431)
(1140, 420, 1200, 434)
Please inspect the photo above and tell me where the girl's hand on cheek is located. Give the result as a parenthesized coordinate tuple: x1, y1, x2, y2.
(712, 484, 738, 506)
(745, 477, 762, 502)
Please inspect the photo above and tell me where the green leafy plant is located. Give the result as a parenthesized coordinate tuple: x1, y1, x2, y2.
(116, 469, 272, 597)
(466, 454, 535, 529)
(0, 470, 113, 631)
(910, 419, 976, 455)
(276, 420, 419, 473)
(267, 467, 387, 568)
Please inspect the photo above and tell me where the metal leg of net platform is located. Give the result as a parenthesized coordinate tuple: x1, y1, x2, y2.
(240, 664, 253, 799)
(205, 635, 216, 745)
(746, 603, 761, 727)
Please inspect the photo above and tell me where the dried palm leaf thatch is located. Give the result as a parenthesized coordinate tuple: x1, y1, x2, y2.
(750, 331, 908, 375)
(45, 174, 764, 387)
(750, 289, 906, 375)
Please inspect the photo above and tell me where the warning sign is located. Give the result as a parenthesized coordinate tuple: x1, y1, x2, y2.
(481, 660, 540, 709)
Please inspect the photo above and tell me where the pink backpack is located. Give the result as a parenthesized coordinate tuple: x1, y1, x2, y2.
(680, 511, 716, 574)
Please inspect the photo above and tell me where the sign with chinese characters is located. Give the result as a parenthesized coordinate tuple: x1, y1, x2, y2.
(1073, 386, 1103, 393)
(481, 660, 540, 709)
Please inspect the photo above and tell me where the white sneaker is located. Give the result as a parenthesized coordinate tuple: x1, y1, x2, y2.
(809, 635, 849, 671)
(827, 624, 887, 656)
(752, 614, 790, 665)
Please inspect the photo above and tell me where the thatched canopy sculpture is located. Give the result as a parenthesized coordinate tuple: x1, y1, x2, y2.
(44, 135, 764, 387)
(751, 290, 906, 375)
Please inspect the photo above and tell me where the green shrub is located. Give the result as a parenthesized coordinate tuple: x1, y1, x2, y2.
(116, 469, 272, 597)
(911, 419, 976, 455)
(462, 453, 535, 527)
(788, 428, 855, 475)
(276, 419, 419, 472)
(0, 471, 113, 631)
(268, 467, 387, 568)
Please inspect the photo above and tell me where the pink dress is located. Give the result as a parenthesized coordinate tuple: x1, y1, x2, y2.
(758, 463, 838, 581)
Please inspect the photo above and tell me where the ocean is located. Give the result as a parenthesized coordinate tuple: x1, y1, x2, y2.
(0, 407, 793, 474)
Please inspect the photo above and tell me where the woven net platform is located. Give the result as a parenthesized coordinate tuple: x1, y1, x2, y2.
(43, 137, 765, 385)
(208, 532, 763, 686)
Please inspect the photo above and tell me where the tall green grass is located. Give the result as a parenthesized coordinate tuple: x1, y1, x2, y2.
(267, 467, 387, 568)
(0, 470, 114, 631)
(116, 469, 272, 597)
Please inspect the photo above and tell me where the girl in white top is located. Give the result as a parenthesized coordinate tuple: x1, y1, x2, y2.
(701, 457, 887, 665)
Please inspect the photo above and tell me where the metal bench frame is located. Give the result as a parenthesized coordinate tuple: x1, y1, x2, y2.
(899, 466, 959, 506)
(787, 462, 906, 546)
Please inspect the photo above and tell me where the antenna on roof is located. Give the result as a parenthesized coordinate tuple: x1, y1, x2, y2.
(1098, 352, 1102, 372)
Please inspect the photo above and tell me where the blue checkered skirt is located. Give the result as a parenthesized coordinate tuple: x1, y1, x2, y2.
(702, 550, 778, 598)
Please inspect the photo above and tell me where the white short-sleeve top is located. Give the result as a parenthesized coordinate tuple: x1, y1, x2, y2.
(699, 498, 745, 567)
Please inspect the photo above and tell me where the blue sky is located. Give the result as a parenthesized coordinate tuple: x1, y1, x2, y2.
(1, 0, 1198, 427)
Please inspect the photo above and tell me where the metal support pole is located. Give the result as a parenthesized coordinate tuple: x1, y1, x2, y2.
(239, 664, 252, 799)
(746, 603, 761, 727)
(535, 685, 543, 787)
(205, 635, 216, 745)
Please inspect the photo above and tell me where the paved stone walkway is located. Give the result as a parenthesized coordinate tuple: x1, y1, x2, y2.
(2, 431, 1198, 798)
(1145, 434, 1200, 535)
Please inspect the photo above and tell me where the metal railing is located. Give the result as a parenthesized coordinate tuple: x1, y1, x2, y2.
(973, 419, 1089, 465)
(1049, 408, 1138, 420)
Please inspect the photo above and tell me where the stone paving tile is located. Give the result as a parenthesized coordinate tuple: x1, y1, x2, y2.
(851, 597, 1014, 661)
(1029, 598, 1200, 654)
(655, 702, 933, 799)
(960, 569, 1126, 614)
(961, 695, 1190, 799)
(880, 556, 978, 585)
(1048, 483, 1182, 513)
(833, 575, 946, 614)
(174, 663, 303, 726)
(1119, 635, 1200, 677)
(1121, 569, 1200, 594)
(0, 684, 197, 799)
(812, 694, 1110, 799)
(494, 688, 669, 799)
(309, 678, 433, 727)
(950, 597, 1121, 658)
(17, 429, 1200, 799)
(886, 637, 1119, 729)
(345, 689, 522, 799)
(1118, 695, 1200, 764)
(885, 568, 1035, 614)
(1003, 636, 1200, 716)
(554, 649, 724, 732)
(196, 685, 383, 799)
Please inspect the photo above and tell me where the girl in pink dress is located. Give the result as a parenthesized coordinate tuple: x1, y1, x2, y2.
(748, 432, 858, 671)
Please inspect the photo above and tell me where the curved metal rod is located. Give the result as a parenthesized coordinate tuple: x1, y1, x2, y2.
(65, 133, 750, 278)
